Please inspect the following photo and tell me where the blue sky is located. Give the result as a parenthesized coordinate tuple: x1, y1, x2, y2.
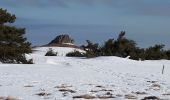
(0, 0, 170, 48)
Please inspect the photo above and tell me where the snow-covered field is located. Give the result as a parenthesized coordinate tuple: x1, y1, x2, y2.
(0, 47, 170, 100)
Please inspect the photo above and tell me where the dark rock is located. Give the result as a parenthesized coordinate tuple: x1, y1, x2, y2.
(49, 34, 74, 45)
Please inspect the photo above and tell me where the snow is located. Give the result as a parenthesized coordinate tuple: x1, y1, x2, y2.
(0, 47, 170, 100)
(32, 47, 84, 56)
(62, 43, 75, 46)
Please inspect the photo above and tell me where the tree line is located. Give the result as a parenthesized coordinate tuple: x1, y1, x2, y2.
(77, 31, 170, 60)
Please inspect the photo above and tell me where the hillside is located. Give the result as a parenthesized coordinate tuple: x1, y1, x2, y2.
(0, 47, 170, 100)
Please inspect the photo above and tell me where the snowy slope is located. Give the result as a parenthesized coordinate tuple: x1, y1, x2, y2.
(32, 47, 85, 56)
(0, 47, 170, 100)
(29, 47, 85, 64)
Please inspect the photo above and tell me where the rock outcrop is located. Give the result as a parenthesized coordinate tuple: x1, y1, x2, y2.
(47, 34, 76, 47)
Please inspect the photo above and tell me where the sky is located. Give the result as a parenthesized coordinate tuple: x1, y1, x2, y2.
(0, 0, 170, 48)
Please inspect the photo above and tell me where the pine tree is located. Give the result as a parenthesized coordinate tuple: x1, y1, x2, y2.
(0, 8, 32, 63)
(83, 40, 101, 57)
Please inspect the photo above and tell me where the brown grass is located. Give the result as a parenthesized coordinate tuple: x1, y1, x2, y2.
(73, 94, 96, 99)
(58, 89, 76, 93)
(162, 92, 170, 95)
(90, 90, 99, 93)
(35, 92, 51, 96)
(0, 97, 6, 100)
(147, 81, 158, 83)
(0, 96, 17, 100)
(124, 94, 138, 99)
(6, 97, 18, 100)
(141, 96, 160, 100)
(100, 89, 113, 92)
(116, 94, 123, 97)
(54, 84, 72, 88)
(150, 84, 161, 90)
(98, 95, 115, 99)
(90, 89, 113, 93)
(73, 94, 116, 99)
(132, 91, 147, 95)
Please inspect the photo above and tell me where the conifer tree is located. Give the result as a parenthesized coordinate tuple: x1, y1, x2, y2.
(0, 8, 32, 63)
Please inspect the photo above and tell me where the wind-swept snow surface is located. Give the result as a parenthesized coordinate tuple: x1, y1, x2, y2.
(0, 47, 170, 100)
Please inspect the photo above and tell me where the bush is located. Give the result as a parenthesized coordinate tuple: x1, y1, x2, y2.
(81, 40, 102, 58)
(17, 56, 34, 64)
(166, 50, 170, 60)
(45, 48, 57, 56)
(144, 44, 166, 60)
(66, 50, 86, 57)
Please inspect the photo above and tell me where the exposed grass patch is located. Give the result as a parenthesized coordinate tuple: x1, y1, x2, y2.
(73, 94, 96, 99)
(0, 96, 17, 100)
(35, 92, 51, 96)
(132, 91, 147, 95)
(73, 94, 116, 99)
(141, 96, 160, 100)
(150, 83, 161, 90)
(147, 81, 158, 83)
(98, 95, 115, 99)
(58, 89, 76, 93)
(124, 94, 138, 99)
(54, 84, 72, 88)
(162, 92, 170, 95)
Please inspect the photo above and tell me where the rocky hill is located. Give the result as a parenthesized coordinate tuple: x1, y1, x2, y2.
(46, 34, 76, 47)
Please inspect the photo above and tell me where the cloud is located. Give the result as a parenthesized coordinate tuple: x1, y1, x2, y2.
(0, 0, 68, 7)
(1, 0, 170, 17)
(120, 0, 170, 17)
